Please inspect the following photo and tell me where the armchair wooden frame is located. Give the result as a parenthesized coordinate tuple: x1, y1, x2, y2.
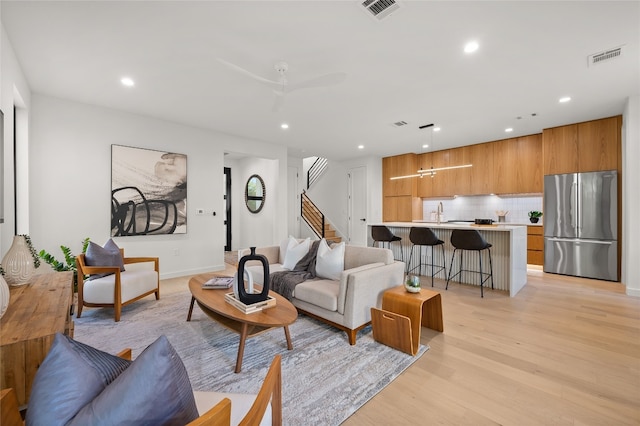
(188, 354, 282, 426)
(76, 249, 160, 322)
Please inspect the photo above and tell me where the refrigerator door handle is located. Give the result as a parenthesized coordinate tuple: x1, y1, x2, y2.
(570, 181, 578, 230)
(577, 179, 582, 232)
(546, 237, 614, 245)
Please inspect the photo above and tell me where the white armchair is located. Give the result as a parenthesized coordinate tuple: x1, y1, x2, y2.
(76, 249, 159, 322)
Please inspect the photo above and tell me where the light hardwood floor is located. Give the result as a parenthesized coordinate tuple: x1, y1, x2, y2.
(343, 268, 640, 425)
(182, 264, 639, 424)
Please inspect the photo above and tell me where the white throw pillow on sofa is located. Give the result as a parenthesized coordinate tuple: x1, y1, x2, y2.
(316, 239, 345, 281)
(282, 237, 311, 270)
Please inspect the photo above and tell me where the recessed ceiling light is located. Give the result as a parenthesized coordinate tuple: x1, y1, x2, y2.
(358, 145, 364, 150)
(464, 41, 479, 53)
(281, 123, 289, 129)
(559, 96, 571, 103)
(120, 77, 135, 87)
(433, 127, 441, 132)
(505, 128, 514, 132)
(422, 144, 429, 149)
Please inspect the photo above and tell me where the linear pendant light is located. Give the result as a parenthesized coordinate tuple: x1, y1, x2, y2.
(389, 123, 473, 180)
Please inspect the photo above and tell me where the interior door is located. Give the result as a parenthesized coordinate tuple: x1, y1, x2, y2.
(224, 167, 231, 251)
(348, 166, 367, 246)
(288, 166, 300, 237)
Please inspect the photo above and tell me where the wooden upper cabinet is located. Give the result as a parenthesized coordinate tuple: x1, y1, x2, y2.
(417, 152, 433, 197)
(448, 146, 472, 195)
(493, 135, 542, 194)
(382, 153, 418, 196)
(493, 138, 518, 194)
(543, 116, 621, 175)
(516, 134, 543, 193)
(577, 116, 621, 172)
(469, 142, 494, 195)
(543, 124, 579, 175)
(430, 149, 451, 197)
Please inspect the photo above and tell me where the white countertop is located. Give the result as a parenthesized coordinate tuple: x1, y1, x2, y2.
(373, 221, 526, 232)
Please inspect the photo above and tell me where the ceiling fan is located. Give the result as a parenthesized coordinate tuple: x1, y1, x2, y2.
(217, 58, 346, 111)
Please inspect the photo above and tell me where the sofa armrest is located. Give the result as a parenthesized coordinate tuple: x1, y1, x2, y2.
(336, 263, 384, 314)
(238, 246, 280, 266)
(339, 261, 405, 328)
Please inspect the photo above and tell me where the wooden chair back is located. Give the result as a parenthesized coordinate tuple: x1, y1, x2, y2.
(240, 354, 282, 426)
(1, 388, 24, 426)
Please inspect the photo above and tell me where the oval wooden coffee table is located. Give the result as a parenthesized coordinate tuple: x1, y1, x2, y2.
(187, 273, 298, 373)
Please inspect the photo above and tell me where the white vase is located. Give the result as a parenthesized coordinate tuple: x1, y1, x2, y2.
(0, 275, 9, 318)
(1, 235, 36, 286)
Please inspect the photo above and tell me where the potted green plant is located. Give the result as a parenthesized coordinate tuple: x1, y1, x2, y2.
(39, 238, 90, 292)
(528, 211, 543, 224)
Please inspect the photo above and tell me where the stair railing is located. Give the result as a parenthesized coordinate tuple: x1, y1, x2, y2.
(301, 190, 325, 239)
(307, 157, 328, 189)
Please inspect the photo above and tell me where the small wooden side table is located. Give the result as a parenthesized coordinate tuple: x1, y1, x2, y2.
(371, 285, 443, 355)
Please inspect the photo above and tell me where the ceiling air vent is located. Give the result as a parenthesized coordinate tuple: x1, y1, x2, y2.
(588, 45, 624, 67)
(361, 0, 400, 20)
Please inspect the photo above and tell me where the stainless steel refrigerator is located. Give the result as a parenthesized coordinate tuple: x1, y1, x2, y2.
(543, 170, 618, 281)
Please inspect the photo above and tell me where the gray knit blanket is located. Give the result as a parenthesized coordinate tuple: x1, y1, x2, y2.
(270, 240, 320, 300)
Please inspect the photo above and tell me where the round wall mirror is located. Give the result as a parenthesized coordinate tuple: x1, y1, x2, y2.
(245, 174, 266, 213)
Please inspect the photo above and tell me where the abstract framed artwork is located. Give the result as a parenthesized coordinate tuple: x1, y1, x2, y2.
(111, 145, 187, 236)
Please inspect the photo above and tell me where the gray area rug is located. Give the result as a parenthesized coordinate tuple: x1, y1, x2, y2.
(74, 289, 428, 425)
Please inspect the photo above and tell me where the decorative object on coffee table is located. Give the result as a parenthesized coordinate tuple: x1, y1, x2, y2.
(234, 247, 270, 305)
(1, 234, 40, 285)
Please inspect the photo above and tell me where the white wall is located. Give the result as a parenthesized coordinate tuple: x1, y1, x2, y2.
(304, 155, 382, 242)
(27, 95, 287, 278)
(623, 95, 639, 296)
(1, 24, 32, 255)
(233, 157, 280, 250)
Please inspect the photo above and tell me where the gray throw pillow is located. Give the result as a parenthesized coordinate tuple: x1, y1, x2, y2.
(69, 335, 199, 426)
(85, 239, 125, 280)
(25, 333, 131, 426)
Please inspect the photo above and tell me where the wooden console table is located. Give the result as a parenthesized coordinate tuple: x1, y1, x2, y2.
(0, 272, 74, 408)
(371, 285, 443, 355)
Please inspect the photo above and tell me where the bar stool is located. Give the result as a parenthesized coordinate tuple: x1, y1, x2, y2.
(446, 229, 494, 297)
(406, 227, 446, 287)
(371, 225, 403, 262)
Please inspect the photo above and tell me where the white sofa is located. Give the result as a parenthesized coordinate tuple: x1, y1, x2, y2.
(239, 242, 405, 345)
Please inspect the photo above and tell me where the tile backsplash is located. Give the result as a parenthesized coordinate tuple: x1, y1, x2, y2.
(422, 195, 543, 224)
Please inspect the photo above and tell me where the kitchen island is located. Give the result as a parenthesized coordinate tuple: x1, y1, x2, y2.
(369, 222, 528, 297)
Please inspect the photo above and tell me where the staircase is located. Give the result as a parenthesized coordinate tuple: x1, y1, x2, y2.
(306, 157, 328, 189)
(301, 191, 342, 243)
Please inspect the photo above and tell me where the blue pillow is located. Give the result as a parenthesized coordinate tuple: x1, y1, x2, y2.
(69, 335, 199, 425)
(85, 239, 125, 280)
(25, 333, 131, 426)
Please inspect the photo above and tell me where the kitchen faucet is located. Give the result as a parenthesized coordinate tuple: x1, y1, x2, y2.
(437, 202, 444, 224)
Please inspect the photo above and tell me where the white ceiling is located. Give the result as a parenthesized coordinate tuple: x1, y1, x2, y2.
(2, 1, 639, 161)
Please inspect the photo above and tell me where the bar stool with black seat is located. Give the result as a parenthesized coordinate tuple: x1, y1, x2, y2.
(406, 227, 446, 287)
(371, 225, 404, 262)
(446, 229, 494, 297)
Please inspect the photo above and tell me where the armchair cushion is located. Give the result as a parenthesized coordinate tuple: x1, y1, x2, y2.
(83, 269, 159, 304)
(85, 239, 125, 280)
(26, 333, 131, 426)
